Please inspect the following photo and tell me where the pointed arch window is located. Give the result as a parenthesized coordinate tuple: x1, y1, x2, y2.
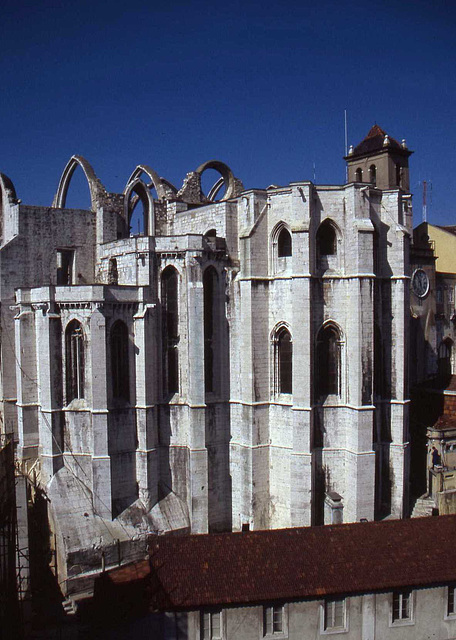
(161, 266, 179, 395)
(277, 227, 292, 257)
(273, 325, 292, 395)
(111, 320, 129, 401)
(204, 267, 218, 393)
(65, 320, 84, 402)
(316, 220, 337, 257)
(316, 325, 341, 397)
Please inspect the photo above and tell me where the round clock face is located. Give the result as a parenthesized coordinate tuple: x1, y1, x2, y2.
(412, 268, 429, 298)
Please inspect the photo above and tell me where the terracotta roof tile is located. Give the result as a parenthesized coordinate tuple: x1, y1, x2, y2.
(350, 124, 405, 158)
(97, 515, 456, 612)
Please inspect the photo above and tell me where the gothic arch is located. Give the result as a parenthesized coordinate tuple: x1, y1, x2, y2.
(271, 322, 293, 395)
(123, 178, 155, 236)
(125, 164, 171, 201)
(271, 221, 292, 273)
(316, 218, 341, 255)
(0, 172, 17, 206)
(195, 160, 237, 201)
(52, 155, 107, 210)
(315, 321, 344, 398)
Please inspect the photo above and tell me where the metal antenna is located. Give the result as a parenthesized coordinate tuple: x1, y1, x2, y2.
(344, 110, 348, 182)
(422, 180, 427, 223)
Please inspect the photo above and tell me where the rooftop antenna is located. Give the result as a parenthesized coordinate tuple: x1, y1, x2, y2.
(344, 109, 348, 182)
(313, 162, 316, 183)
(422, 180, 427, 223)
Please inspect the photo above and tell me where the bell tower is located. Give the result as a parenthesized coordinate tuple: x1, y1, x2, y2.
(345, 124, 413, 191)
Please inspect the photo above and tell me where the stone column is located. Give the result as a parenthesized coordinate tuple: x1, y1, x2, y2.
(291, 226, 313, 527)
(14, 302, 39, 460)
(186, 256, 208, 533)
(90, 304, 111, 519)
(134, 300, 158, 511)
(34, 299, 64, 483)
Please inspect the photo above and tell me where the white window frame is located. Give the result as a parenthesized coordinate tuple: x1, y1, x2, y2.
(320, 597, 348, 634)
(200, 609, 223, 640)
(390, 590, 414, 627)
(445, 584, 456, 619)
(262, 604, 287, 637)
(259, 603, 288, 638)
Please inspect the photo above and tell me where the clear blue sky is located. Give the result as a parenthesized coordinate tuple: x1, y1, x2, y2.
(1, 0, 455, 225)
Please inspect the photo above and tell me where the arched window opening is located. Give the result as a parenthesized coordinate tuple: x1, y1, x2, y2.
(277, 227, 292, 257)
(355, 168, 363, 182)
(204, 267, 218, 393)
(369, 165, 377, 186)
(396, 164, 402, 187)
(108, 258, 118, 285)
(273, 325, 292, 395)
(317, 220, 337, 257)
(111, 320, 129, 401)
(438, 338, 452, 385)
(161, 267, 179, 394)
(65, 320, 84, 402)
(316, 325, 340, 398)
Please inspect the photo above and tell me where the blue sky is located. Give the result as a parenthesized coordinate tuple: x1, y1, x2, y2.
(1, 0, 455, 225)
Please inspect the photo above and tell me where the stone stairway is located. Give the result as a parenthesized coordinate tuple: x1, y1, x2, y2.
(411, 495, 437, 518)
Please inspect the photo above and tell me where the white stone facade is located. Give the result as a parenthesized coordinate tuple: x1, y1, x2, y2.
(0, 140, 412, 587)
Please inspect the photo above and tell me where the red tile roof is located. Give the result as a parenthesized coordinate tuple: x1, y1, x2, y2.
(350, 124, 408, 158)
(96, 515, 456, 612)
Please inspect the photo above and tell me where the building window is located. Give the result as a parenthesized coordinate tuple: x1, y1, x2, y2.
(273, 326, 292, 395)
(263, 605, 284, 636)
(448, 585, 456, 616)
(355, 168, 363, 182)
(204, 267, 218, 393)
(392, 590, 412, 622)
(65, 320, 84, 402)
(369, 164, 376, 186)
(324, 598, 345, 630)
(108, 258, 118, 285)
(57, 249, 74, 285)
(438, 338, 453, 383)
(201, 610, 222, 640)
(161, 266, 179, 395)
(110, 320, 129, 401)
(316, 220, 337, 257)
(396, 164, 402, 187)
(316, 325, 341, 398)
(277, 228, 292, 257)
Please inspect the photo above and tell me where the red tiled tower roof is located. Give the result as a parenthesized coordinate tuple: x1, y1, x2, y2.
(349, 124, 411, 158)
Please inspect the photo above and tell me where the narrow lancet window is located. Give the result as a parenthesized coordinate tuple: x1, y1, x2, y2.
(111, 320, 129, 401)
(162, 267, 179, 394)
(65, 320, 84, 401)
(316, 325, 340, 397)
(273, 326, 292, 395)
(204, 267, 218, 393)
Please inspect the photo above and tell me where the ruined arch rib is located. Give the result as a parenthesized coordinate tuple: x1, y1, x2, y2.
(52, 155, 108, 210)
(124, 178, 155, 236)
(0, 173, 17, 206)
(124, 165, 172, 201)
(195, 160, 237, 201)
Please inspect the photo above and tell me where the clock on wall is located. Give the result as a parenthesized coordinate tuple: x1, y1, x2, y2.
(411, 268, 429, 298)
